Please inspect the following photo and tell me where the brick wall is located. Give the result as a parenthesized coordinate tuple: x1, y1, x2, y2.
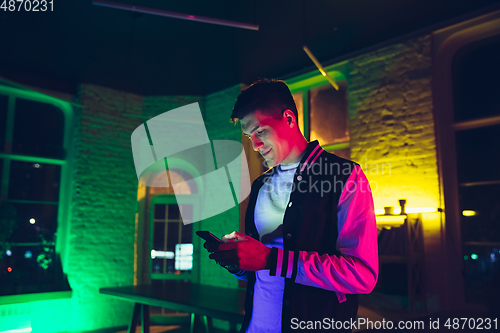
(346, 35, 442, 310)
(348, 35, 439, 211)
(64, 84, 144, 331)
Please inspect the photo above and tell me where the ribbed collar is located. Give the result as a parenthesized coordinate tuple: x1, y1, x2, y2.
(267, 140, 322, 176)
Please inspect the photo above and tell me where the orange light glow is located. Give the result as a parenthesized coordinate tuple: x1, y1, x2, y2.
(7, 267, 12, 272)
(462, 210, 477, 217)
(375, 207, 437, 215)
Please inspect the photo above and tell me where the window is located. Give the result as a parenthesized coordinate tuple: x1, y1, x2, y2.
(452, 35, 500, 309)
(141, 168, 200, 282)
(0, 86, 71, 297)
(150, 199, 195, 278)
(288, 74, 350, 159)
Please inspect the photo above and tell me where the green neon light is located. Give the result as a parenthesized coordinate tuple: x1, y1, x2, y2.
(1, 327, 32, 333)
(0, 153, 67, 165)
(302, 92, 309, 141)
(471, 253, 478, 260)
(321, 142, 350, 151)
(285, 60, 348, 93)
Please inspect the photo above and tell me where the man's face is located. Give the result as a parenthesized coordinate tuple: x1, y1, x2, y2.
(240, 110, 293, 167)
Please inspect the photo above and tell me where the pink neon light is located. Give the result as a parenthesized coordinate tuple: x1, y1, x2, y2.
(300, 145, 321, 172)
(276, 249, 283, 276)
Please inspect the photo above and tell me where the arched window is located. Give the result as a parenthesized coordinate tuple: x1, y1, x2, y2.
(136, 168, 201, 284)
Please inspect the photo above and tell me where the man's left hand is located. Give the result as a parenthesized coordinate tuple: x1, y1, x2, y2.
(206, 231, 271, 271)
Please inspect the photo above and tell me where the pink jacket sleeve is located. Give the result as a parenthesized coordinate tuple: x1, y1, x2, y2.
(268, 165, 378, 298)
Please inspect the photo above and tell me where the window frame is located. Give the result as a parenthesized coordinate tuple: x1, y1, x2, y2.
(285, 65, 350, 153)
(432, 11, 500, 310)
(0, 84, 75, 298)
(148, 194, 200, 282)
(137, 159, 204, 285)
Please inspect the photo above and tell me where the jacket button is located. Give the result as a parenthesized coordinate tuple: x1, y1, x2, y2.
(247, 232, 252, 236)
(286, 233, 292, 240)
(288, 202, 292, 208)
(297, 175, 302, 181)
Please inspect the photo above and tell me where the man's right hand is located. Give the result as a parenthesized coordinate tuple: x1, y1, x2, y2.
(205, 231, 271, 272)
(203, 236, 240, 273)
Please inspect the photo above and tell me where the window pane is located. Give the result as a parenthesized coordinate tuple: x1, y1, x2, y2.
(309, 84, 349, 145)
(453, 36, 500, 123)
(0, 94, 8, 152)
(459, 184, 500, 244)
(166, 222, 180, 252)
(152, 221, 171, 274)
(167, 204, 180, 220)
(0, 244, 57, 296)
(175, 243, 193, 271)
(292, 92, 304, 134)
(181, 223, 192, 244)
(0, 159, 3, 190)
(8, 161, 61, 202)
(462, 244, 500, 308)
(153, 222, 166, 250)
(13, 98, 64, 158)
(455, 125, 500, 184)
(179, 204, 193, 224)
(152, 203, 192, 275)
(154, 204, 166, 220)
(9, 203, 58, 243)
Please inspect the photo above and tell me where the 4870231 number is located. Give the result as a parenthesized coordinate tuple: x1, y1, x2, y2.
(444, 318, 498, 330)
(1, 0, 53, 11)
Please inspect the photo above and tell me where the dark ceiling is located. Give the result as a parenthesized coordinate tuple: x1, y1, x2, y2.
(1, 0, 500, 96)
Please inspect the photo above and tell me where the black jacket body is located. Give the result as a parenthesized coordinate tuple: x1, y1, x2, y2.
(240, 140, 359, 333)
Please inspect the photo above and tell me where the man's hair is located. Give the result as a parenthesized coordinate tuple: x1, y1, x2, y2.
(231, 79, 298, 124)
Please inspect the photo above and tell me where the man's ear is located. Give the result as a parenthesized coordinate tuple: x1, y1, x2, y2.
(283, 110, 295, 127)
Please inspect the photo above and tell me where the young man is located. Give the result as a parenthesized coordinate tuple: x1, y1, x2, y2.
(205, 79, 378, 333)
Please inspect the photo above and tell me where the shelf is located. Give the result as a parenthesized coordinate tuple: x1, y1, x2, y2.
(376, 215, 406, 227)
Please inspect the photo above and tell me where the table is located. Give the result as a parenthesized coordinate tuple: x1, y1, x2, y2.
(100, 281, 246, 333)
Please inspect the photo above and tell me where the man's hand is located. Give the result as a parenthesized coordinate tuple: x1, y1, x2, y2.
(204, 231, 271, 272)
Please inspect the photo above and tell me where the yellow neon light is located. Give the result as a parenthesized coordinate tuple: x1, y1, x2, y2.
(406, 207, 437, 213)
(375, 207, 437, 215)
(302, 46, 339, 90)
(462, 210, 477, 217)
(375, 215, 406, 227)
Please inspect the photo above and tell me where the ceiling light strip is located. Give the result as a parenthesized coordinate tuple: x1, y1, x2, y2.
(92, 0, 259, 31)
(302, 46, 339, 90)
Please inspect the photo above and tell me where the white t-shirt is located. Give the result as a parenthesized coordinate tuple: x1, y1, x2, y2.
(247, 161, 299, 333)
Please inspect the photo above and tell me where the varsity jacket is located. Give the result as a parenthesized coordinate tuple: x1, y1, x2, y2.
(238, 140, 378, 333)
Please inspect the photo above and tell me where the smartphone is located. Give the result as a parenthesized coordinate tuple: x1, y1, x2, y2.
(196, 231, 222, 243)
